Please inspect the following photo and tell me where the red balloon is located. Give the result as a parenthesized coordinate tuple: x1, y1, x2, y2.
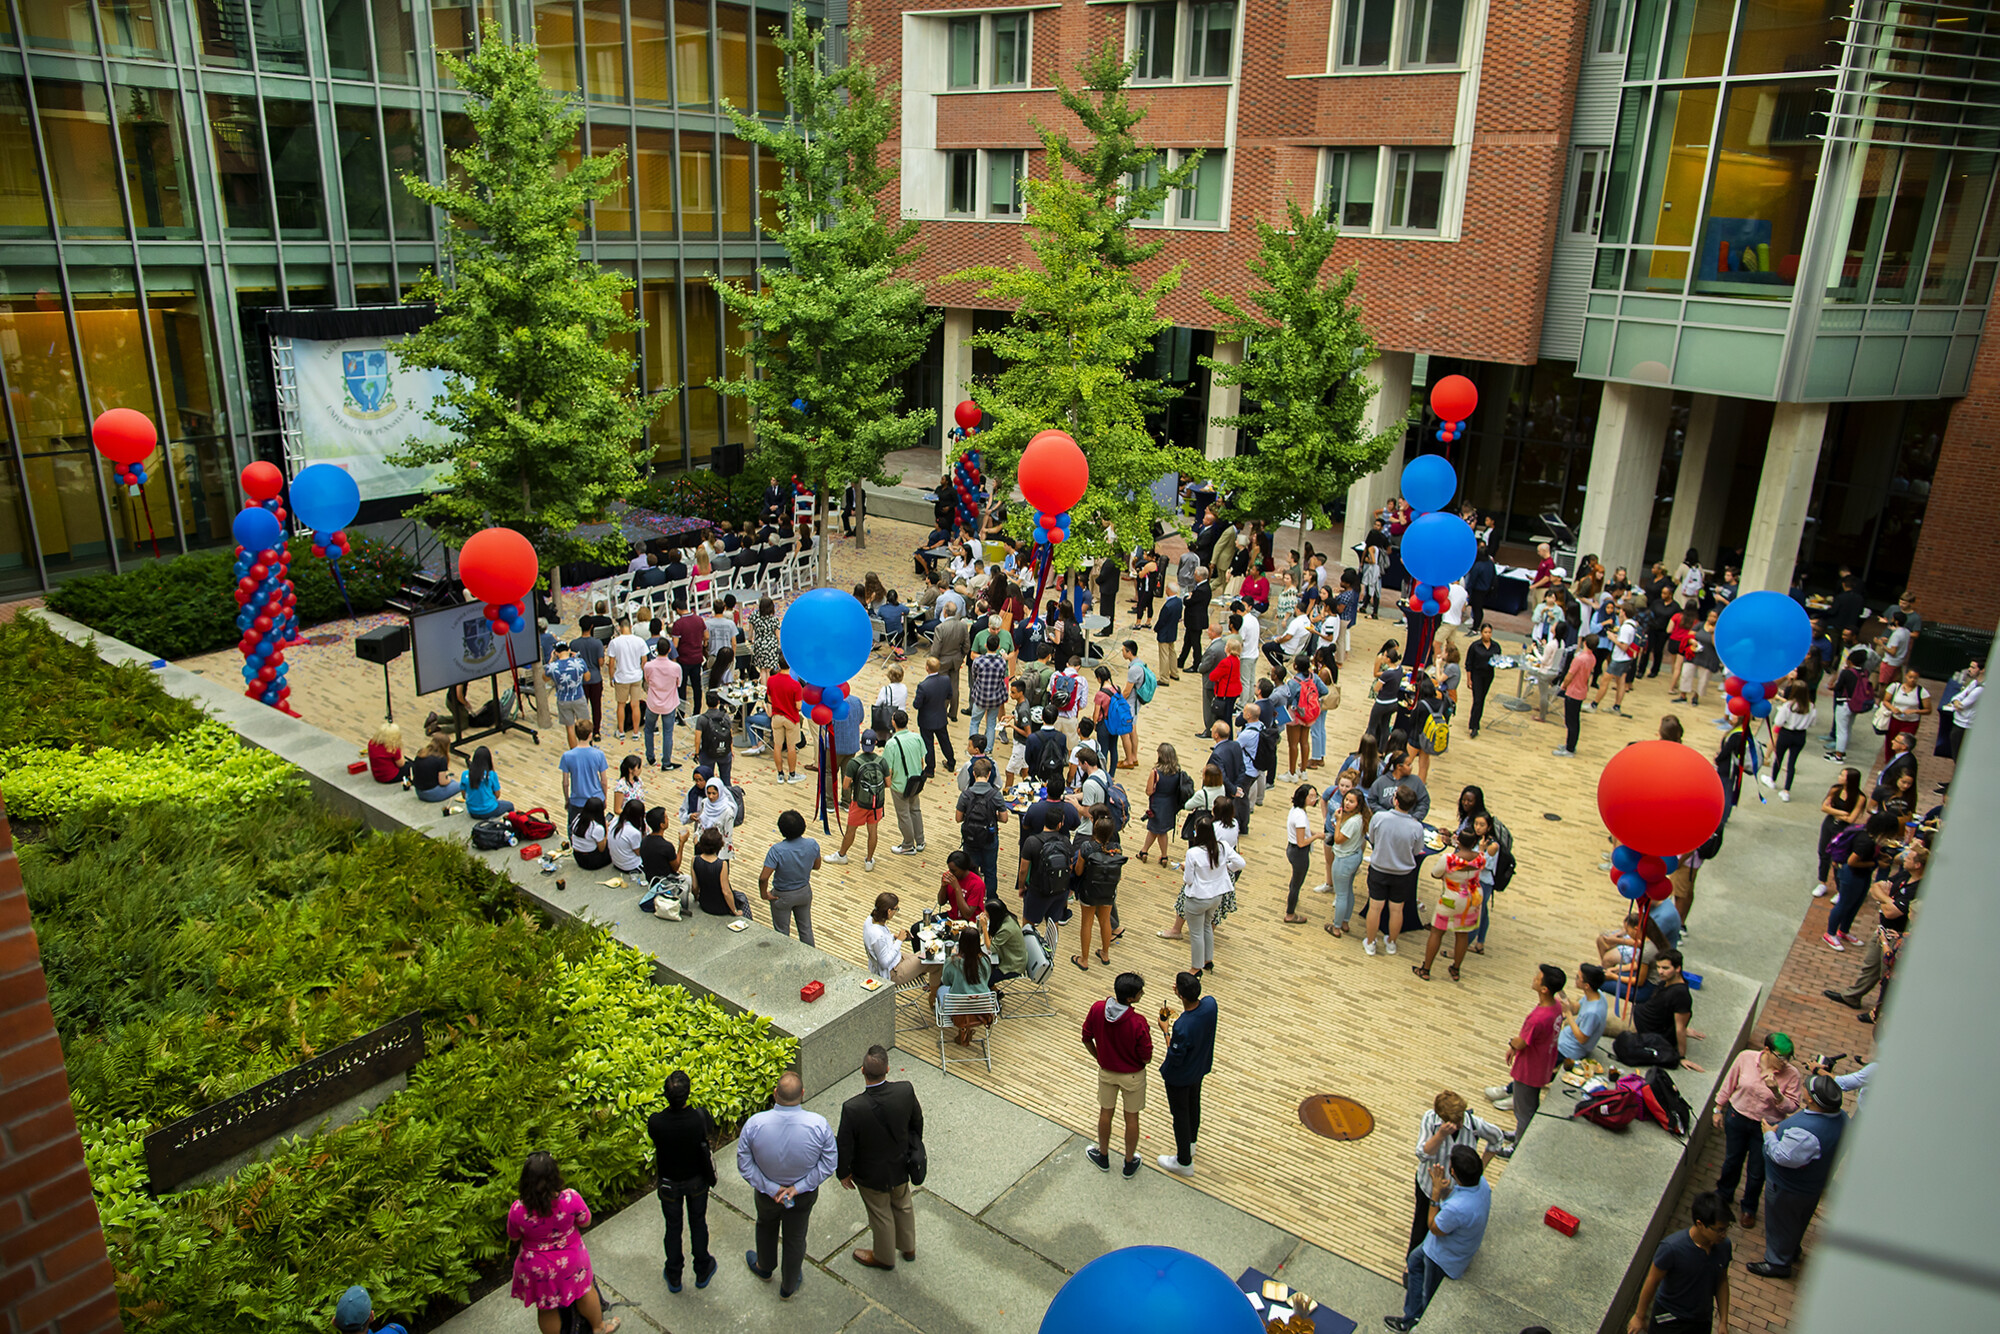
(490, 619, 509, 637)
(1429, 374, 1479, 424)
(312, 544, 326, 557)
(1723, 675, 1744, 696)
(1048, 528, 1066, 544)
(234, 589, 252, 605)
(1019, 431, 1089, 514)
(1762, 681, 1779, 700)
(811, 703, 833, 725)
(1727, 695, 1752, 719)
(241, 460, 285, 502)
(459, 527, 540, 606)
(954, 400, 982, 430)
(838, 682, 851, 697)
(257, 665, 277, 682)
(253, 615, 272, 632)
(1596, 739, 1726, 857)
(1645, 880, 1676, 902)
(1635, 855, 1667, 883)
(91, 408, 157, 465)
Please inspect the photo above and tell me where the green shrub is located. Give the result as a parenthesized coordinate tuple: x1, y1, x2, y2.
(0, 616, 207, 754)
(0, 721, 300, 823)
(633, 465, 770, 526)
(45, 534, 417, 659)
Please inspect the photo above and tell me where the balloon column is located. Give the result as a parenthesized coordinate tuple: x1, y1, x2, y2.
(93, 409, 163, 556)
(1596, 739, 1724, 1010)
(232, 465, 300, 715)
(947, 402, 986, 528)
(1395, 378, 1482, 659)
(779, 589, 875, 829)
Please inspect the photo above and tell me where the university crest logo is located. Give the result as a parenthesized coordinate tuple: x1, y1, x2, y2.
(342, 349, 397, 419)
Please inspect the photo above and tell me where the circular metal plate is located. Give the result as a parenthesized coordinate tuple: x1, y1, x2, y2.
(1297, 1094, 1374, 1141)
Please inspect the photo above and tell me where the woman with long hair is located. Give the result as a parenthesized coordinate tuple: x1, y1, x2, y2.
(608, 798, 648, 874)
(983, 894, 1030, 980)
(613, 754, 647, 810)
(1283, 783, 1322, 924)
(1322, 782, 1369, 939)
(1815, 766, 1866, 897)
(412, 730, 462, 803)
(860, 572, 889, 611)
(1178, 814, 1244, 975)
(461, 745, 514, 818)
(863, 891, 921, 983)
(1070, 815, 1125, 970)
(569, 798, 611, 870)
(1368, 641, 1404, 752)
(367, 720, 409, 784)
(1764, 681, 1818, 799)
(506, 1152, 620, 1334)
(1407, 672, 1443, 785)
(1140, 743, 1187, 868)
(938, 925, 992, 1044)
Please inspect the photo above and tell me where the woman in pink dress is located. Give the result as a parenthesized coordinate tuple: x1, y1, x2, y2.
(506, 1152, 620, 1334)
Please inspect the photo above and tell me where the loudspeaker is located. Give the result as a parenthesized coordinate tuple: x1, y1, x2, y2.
(714, 442, 745, 476)
(355, 624, 409, 665)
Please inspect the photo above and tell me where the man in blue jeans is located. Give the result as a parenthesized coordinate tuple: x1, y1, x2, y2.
(1384, 1145, 1491, 1330)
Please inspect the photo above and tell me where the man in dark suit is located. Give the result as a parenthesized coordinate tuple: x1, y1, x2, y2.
(1180, 569, 1212, 672)
(836, 1045, 924, 1271)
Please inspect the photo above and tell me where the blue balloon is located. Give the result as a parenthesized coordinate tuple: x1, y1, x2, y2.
(1662, 855, 1680, 874)
(232, 505, 282, 552)
(1611, 844, 1641, 873)
(242, 666, 258, 682)
(1750, 698, 1771, 718)
(290, 463, 360, 535)
(1400, 454, 1458, 514)
(791, 397, 807, 412)
(779, 588, 874, 688)
(1715, 591, 1812, 684)
(1618, 872, 1650, 900)
(1040, 1246, 1262, 1334)
(834, 696, 856, 724)
(1401, 512, 1476, 587)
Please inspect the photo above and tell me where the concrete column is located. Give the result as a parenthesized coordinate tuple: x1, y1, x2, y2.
(1661, 393, 1740, 568)
(1740, 401, 1831, 593)
(939, 307, 976, 473)
(1576, 381, 1675, 579)
(1339, 351, 1416, 562)
(1463, 365, 1519, 514)
(1205, 339, 1244, 460)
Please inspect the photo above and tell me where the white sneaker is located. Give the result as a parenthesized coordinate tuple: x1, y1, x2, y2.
(914, 842, 927, 852)
(1156, 1154, 1194, 1177)
(1364, 937, 1378, 956)
(1812, 883, 1828, 897)
(1385, 940, 1398, 955)
(1309, 883, 1333, 894)
(864, 859, 875, 871)
(889, 845, 917, 856)
(1491, 1096, 1514, 1111)
(825, 852, 848, 864)
(1759, 773, 1776, 788)
(1551, 748, 1574, 757)
(1485, 1086, 1512, 1101)
(1780, 789, 1791, 802)
(1582, 702, 1598, 712)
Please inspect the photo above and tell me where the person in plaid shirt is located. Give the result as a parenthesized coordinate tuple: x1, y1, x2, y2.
(967, 641, 1010, 753)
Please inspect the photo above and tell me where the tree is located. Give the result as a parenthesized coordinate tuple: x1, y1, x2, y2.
(1041, 45, 1199, 271)
(1200, 200, 1411, 562)
(715, 7, 937, 575)
(390, 23, 650, 596)
(949, 157, 1200, 577)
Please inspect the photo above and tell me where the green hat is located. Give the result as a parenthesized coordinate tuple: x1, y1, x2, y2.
(1767, 1032, 1795, 1057)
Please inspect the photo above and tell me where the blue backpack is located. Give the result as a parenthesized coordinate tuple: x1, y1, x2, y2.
(1103, 691, 1134, 737)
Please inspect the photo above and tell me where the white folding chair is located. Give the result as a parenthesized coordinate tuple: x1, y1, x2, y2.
(692, 577, 715, 616)
(994, 928, 1058, 1019)
(894, 976, 934, 1033)
(936, 990, 1000, 1074)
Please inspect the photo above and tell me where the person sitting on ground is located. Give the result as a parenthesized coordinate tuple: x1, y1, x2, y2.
(461, 745, 515, 819)
(688, 826, 749, 917)
(333, 1284, 410, 1334)
(412, 732, 461, 804)
(608, 798, 647, 875)
(1612, 950, 1707, 1071)
(367, 721, 410, 785)
(1557, 962, 1609, 1067)
(569, 797, 612, 871)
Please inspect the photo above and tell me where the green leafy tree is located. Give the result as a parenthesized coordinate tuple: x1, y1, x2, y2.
(1042, 44, 1199, 270)
(716, 8, 937, 574)
(1201, 201, 1411, 560)
(391, 23, 650, 595)
(949, 161, 1200, 576)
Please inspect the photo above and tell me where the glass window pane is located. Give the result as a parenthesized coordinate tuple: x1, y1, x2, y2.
(1596, 0, 1628, 55)
(1598, 88, 1648, 244)
(583, 0, 626, 101)
(589, 122, 633, 235)
(1, 78, 52, 236)
(69, 267, 160, 556)
(641, 274, 684, 463)
(335, 105, 387, 239)
(1388, 148, 1445, 231)
(634, 126, 677, 235)
(680, 131, 715, 235)
(1179, 149, 1224, 223)
(2, 273, 109, 578)
(115, 80, 195, 237)
(949, 151, 975, 213)
(723, 288, 749, 444)
(993, 13, 1029, 87)
(192, 0, 250, 65)
(432, 0, 477, 84)
(536, 0, 579, 91)
(97, 0, 168, 56)
(1634, 86, 1714, 258)
(1135, 3, 1177, 80)
(721, 136, 754, 236)
(1341, 0, 1394, 68)
(1871, 147, 1937, 304)
(146, 267, 230, 547)
(1342, 150, 1376, 230)
(683, 277, 720, 463)
(987, 149, 1022, 215)
(371, 0, 418, 83)
(1694, 80, 1825, 296)
(1732, 0, 1841, 77)
(207, 93, 271, 234)
(635, 1, 672, 102)
(1570, 148, 1605, 234)
(263, 97, 326, 237)
(37, 80, 125, 237)
(384, 107, 428, 239)
(21, 0, 99, 53)
(1408, 0, 1462, 65)
(676, 1, 712, 108)
(1661, 0, 1732, 79)
(717, 4, 751, 109)
(949, 17, 981, 88)
(1191, 2, 1235, 78)
(323, 0, 375, 78)
(1919, 151, 1995, 305)
(757, 143, 781, 233)
(755, 17, 786, 116)
(1134, 155, 1164, 221)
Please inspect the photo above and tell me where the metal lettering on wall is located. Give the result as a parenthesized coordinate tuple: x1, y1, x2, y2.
(143, 1012, 425, 1193)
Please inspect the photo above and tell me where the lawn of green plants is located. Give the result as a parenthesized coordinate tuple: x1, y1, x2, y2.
(2, 615, 794, 1331)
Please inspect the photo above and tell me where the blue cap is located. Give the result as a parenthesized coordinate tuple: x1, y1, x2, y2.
(335, 1286, 372, 1330)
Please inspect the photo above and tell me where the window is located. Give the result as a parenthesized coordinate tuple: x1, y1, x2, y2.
(1323, 149, 1378, 230)
(1593, 0, 1631, 56)
(1338, 0, 1464, 69)
(1386, 148, 1447, 232)
(1189, 3, 1236, 78)
(993, 13, 1030, 86)
(948, 17, 981, 88)
(948, 150, 977, 214)
(1177, 149, 1225, 224)
(1128, 155, 1165, 222)
(1133, 4, 1176, 80)
(1568, 147, 1610, 236)
(987, 149, 1024, 216)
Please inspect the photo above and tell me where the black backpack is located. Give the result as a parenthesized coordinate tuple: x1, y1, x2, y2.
(1254, 723, 1279, 774)
(1081, 841, 1128, 892)
(962, 784, 1000, 845)
(1033, 735, 1067, 784)
(699, 711, 733, 757)
(1645, 1066, 1694, 1137)
(1034, 832, 1074, 896)
(470, 819, 512, 851)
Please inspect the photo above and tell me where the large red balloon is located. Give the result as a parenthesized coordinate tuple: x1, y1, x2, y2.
(1429, 375, 1479, 424)
(1019, 430, 1088, 514)
(241, 460, 285, 502)
(954, 399, 982, 431)
(459, 527, 540, 606)
(1597, 740, 1725, 857)
(91, 408, 157, 465)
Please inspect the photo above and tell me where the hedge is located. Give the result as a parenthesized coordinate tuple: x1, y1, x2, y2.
(45, 534, 417, 659)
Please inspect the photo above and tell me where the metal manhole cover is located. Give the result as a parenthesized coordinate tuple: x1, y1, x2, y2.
(1298, 1094, 1374, 1141)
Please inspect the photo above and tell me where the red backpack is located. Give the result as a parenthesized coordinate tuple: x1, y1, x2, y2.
(1296, 673, 1322, 725)
(1571, 1074, 1647, 1130)
(506, 807, 558, 841)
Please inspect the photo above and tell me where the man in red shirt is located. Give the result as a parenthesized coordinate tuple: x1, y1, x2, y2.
(1487, 964, 1564, 1143)
(1529, 543, 1558, 592)
(1081, 972, 1155, 1177)
(672, 597, 709, 706)
(765, 660, 804, 785)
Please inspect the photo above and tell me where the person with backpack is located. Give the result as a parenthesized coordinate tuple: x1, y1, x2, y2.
(878, 709, 929, 857)
(1823, 647, 1872, 764)
(1482, 964, 1564, 1142)
(1048, 653, 1085, 745)
(1138, 743, 1191, 870)
(693, 692, 735, 786)
(1018, 816, 1075, 954)
(1118, 641, 1153, 769)
(1069, 814, 1128, 971)
(1587, 603, 1641, 716)
(1025, 706, 1068, 791)
(954, 756, 1009, 890)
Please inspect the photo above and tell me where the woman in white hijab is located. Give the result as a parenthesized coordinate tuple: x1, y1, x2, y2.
(682, 773, 738, 859)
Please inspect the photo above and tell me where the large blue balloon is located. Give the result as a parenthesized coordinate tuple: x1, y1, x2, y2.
(232, 505, 282, 553)
(1041, 1246, 1262, 1334)
(779, 588, 874, 688)
(290, 463, 360, 535)
(1715, 591, 1812, 684)
(1401, 454, 1458, 514)
(1401, 511, 1476, 588)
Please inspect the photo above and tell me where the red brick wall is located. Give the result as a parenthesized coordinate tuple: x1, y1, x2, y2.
(1907, 329, 2000, 633)
(864, 0, 1595, 363)
(0, 797, 121, 1334)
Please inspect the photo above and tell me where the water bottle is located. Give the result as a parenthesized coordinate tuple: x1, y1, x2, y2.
(507, 832, 518, 847)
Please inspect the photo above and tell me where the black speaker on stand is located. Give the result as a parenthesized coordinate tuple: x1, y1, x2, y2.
(714, 441, 745, 476)
(355, 624, 409, 722)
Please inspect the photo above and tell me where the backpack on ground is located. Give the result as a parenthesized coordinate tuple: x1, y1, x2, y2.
(1034, 832, 1075, 897)
(1641, 1067, 1694, 1137)
(961, 783, 1000, 845)
(851, 753, 889, 810)
(470, 820, 512, 851)
(506, 807, 558, 841)
(1571, 1074, 1647, 1130)
(1612, 1028, 1682, 1069)
(1103, 691, 1134, 737)
(1135, 664, 1158, 704)
(1296, 672, 1322, 724)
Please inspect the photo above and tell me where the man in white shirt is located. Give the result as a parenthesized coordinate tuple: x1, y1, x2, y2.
(1234, 600, 1261, 678)
(1268, 608, 1314, 672)
(1441, 582, 1469, 630)
(606, 618, 650, 741)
